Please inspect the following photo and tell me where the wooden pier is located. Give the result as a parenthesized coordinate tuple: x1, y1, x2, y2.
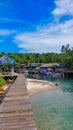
(62, 70, 73, 78)
(0, 74, 37, 130)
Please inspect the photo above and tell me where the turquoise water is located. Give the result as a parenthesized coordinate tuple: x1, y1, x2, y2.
(30, 79, 73, 130)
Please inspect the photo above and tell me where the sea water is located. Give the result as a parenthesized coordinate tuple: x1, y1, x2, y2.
(30, 79, 73, 130)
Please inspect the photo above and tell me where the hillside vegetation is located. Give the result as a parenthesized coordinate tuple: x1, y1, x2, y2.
(0, 44, 73, 70)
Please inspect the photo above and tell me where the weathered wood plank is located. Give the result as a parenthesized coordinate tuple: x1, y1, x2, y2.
(0, 74, 37, 130)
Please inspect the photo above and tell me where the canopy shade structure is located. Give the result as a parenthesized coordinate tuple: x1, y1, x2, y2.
(0, 55, 17, 65)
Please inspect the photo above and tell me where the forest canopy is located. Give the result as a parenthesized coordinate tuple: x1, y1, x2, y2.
(0, 44, 73, 70)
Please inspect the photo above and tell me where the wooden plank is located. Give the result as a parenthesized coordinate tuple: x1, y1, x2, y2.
(0, 74, 37, 130)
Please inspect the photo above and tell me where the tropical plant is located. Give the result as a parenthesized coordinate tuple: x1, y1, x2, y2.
(0, 77, 6, 87)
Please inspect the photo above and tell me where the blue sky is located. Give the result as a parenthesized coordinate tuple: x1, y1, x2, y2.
(0, 0, 73, 53)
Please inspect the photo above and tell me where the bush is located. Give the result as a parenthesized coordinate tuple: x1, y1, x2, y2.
(0, 77, 6, 87)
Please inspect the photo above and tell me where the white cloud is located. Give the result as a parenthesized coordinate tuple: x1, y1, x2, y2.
(13, 0, 73, 53)
(0, 29, 15, 36)
(14, 19, 73, 53)
(52, 0, 73, 16)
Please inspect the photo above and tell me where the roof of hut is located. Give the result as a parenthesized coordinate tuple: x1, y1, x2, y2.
(40, 63, 60, 68)
(0, 55, 17, 65)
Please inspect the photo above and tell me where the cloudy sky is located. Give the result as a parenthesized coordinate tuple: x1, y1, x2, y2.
(0, 0, 73, 53)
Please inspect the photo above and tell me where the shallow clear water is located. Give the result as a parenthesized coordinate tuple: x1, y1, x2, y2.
(30, 79, 73, 130)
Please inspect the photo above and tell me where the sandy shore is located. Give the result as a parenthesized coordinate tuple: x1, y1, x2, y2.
(27, 78, 57, 96)
(0, 84, 9, 96)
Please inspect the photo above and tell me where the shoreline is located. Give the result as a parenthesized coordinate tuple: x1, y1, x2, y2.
(27, 78, 58, 96)
(0, 84, 9, 94)
(0, 84, 10, 104)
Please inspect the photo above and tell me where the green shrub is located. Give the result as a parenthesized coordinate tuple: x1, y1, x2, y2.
(0, 77, 6, 87)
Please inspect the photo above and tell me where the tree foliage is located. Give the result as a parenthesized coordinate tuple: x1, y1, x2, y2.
(0, 44, 73, 70)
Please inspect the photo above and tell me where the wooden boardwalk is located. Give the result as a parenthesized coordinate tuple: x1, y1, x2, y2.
(0, 74, 37, 130)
